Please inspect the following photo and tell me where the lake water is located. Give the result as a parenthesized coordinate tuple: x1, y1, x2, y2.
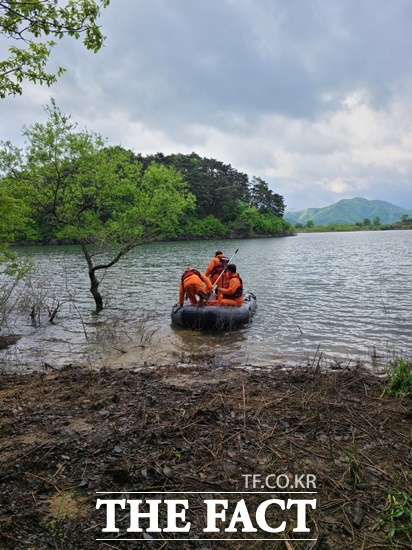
(1, 231, 411, 373)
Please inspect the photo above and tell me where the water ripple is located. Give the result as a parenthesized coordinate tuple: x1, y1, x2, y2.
(1, 231, 411, 372)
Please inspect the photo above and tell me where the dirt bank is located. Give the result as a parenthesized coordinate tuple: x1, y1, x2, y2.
(0, 362, 410, 549)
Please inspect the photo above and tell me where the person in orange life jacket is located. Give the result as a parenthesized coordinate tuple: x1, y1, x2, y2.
(205, 251, 230, 286)
(216, 264, 243, 307)
(179, 268, 213, 306)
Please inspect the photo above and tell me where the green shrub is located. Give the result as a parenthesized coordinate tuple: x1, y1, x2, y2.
(386, 491, 412, 543)
(183, 215, 226, 237)
(200, 215, 227, 236)
(384, 357, 412, 398)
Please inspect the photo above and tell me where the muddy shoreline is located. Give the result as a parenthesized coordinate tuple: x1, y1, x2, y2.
(0, 362, 411, 548)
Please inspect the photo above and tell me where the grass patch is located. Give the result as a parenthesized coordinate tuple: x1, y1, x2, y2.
(386, 490, 412, 543)
(384, 357, 412, 398)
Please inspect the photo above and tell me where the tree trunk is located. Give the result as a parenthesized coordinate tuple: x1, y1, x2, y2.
(80, 240, 104, 310)
(79, 239, 136, 310)
(88, 268, 103, 310)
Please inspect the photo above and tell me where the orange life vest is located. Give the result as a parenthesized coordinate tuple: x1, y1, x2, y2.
(182, 268, 201, 283)
(227, 274, 243, 298)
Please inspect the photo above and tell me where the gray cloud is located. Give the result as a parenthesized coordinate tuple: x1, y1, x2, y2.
(1, 0, 412, 210)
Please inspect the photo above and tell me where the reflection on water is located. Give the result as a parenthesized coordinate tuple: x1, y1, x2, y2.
(1, 231, 412, 372)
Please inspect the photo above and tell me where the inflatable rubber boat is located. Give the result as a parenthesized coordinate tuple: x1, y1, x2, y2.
(171, 292, 257, 330)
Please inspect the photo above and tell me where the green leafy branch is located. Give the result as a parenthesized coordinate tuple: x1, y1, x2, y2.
(0, 0, 110, 97)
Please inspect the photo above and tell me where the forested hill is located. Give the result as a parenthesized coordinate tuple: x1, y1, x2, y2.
(133, 151, 291, 237)
(1, 100, 291, 247)
(285, 197, 412, 226)
(137, 152, 284, 219)
(1, 139, 293, 245)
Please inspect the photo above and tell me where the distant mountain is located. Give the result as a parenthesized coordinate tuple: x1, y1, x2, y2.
(285, 197, 412, 226)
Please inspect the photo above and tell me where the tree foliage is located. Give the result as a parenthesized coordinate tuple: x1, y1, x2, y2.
(249, 176, 285, 217)
(137, 152, 251, 221)
(0, 0, 110, 97)
(0, 100, 195, 308)
(1, 108, 290, 249)
(136, 152, 287, 225)
(0, 173, 27, 242)
(0, 148, 32, 327)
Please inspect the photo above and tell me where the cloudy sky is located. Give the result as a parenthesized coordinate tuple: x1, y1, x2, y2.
(2, 0, 412, 211)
